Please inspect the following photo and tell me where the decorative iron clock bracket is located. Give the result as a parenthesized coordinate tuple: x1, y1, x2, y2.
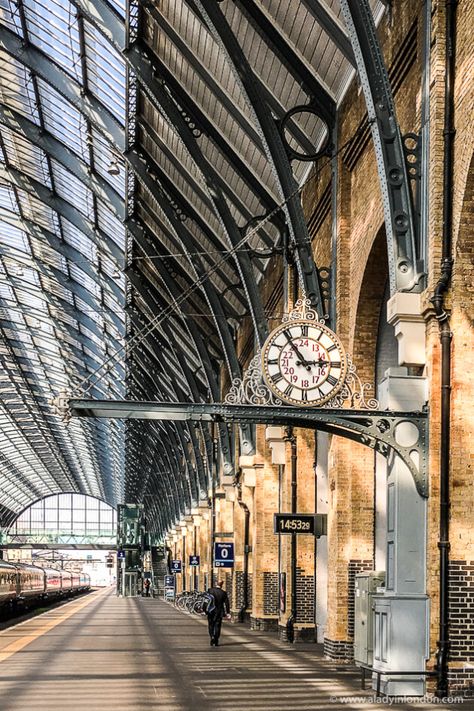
(64, 397, 429, 499)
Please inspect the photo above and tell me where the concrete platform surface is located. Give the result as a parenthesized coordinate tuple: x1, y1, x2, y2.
(0, 588, 470, 711)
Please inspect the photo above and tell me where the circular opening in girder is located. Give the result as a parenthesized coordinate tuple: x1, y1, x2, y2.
(281, 106, 330, 162)
(394, 421, 419, 448)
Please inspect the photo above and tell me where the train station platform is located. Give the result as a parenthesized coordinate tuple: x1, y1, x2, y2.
(0, 588, 468, 711)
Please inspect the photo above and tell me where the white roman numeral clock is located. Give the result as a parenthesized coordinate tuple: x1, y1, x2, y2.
(261, 319, 348, 407)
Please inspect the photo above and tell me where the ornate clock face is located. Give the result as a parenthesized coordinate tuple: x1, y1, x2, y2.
(261, 320, 347, 407)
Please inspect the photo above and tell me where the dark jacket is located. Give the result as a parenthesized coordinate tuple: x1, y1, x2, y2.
(207, 586, 230, 618)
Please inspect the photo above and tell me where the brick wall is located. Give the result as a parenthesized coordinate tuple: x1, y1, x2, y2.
(263, 571, 279, 615)
(446, 561, 474, 696)
(296, 568, 315, 625)
(347, 560, 373, 640)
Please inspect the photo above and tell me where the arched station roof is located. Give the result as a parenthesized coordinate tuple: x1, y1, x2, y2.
(0, 0, 389, 534)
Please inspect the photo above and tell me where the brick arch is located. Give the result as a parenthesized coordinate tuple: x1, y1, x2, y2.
(351, 227, 391, 387)
(453, 150, 474, 323)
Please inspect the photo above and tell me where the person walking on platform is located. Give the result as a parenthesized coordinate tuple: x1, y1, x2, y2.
(143, 578, 151, 597)
(204, 580, 230, 646)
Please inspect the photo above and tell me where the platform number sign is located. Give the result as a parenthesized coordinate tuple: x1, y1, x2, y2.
(171, 559, 182, 573)
(214, 542, 234, 568)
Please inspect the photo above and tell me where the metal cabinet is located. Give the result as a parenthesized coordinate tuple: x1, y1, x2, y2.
(354, 571, 386, 667)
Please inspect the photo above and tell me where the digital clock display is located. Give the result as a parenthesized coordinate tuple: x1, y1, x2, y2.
(274, 514, 316, 534)
(273, 513, 328, 537)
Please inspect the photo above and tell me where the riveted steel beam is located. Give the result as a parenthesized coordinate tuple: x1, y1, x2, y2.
(125, 42, 278, 212)
(124, 68, 269, 345)
(339, 0, 423, 293)
(70, 399, 429, 498)
(126, 260, 237, 470)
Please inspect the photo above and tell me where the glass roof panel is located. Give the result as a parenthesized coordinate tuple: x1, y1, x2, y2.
(51, 160, 95, 220)
(22, 0, 82, 82)
(0, 52, 38, 121)
(0, 0, 23, 35)
(83, 21, 126, 126)
(36, 80, 89, 162)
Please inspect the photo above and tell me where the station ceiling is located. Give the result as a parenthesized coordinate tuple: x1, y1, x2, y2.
(0, 0, 386, 533)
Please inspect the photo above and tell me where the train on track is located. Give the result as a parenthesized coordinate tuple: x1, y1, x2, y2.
(0, 560, 90, 608)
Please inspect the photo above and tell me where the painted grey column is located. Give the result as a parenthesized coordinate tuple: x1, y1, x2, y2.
(373, 368, 429, 695)
(316, 431, 329, 644)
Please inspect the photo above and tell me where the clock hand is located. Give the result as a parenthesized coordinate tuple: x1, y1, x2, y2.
(282, 331, 310, 367)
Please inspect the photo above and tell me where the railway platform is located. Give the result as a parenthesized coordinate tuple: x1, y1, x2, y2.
(0, 588, 469, 711)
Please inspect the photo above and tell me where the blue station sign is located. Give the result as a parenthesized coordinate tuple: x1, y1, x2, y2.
(189, 555, 200, 567)
(171, 559, 182, 573)
(214, 542, 234, 568)
(117, 550, 126, 559)
(164, 575, 175, 588)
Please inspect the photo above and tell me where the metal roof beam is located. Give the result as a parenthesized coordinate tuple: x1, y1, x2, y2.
(301, 0, 355, 65)
(0, 105, 124, 219)
(233, 0, 336, 124)
(194, 1, 325, 313)
(0, 25, 124, 151)
(0, 163, 124, 266)
(125, 42, 279, 212)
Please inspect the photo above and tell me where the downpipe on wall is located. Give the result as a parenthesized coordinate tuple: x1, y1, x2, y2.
(431, 0, 457, 698)
(285, 426, 297, 643)
(236, 475, 250, 623)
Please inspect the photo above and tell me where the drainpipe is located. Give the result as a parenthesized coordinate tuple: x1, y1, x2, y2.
(236, 477, 250, 623)
(431, 0, 457, 699)
(285, 427, 297, 643)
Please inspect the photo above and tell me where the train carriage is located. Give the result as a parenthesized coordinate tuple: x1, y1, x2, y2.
(0, 561, 19, 605)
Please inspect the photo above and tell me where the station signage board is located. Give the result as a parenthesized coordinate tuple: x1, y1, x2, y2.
(164, 574, 175, 600)
(273, 513, 327, 537)
(117, 550, 126, 559)
(171, 559, 182, 573)
(214, 542, 234, 567)
(189, 555, 200, 567)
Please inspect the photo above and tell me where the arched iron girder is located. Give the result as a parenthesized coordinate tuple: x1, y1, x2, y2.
(233, 0, 336, 125)
(129, 211, 244, 381)
(0, 26, 124, 151)
(137, 118, 272, 255)
(0, 206, 124, 308)
(125, 263, 236, 471)
(137, 199, 247, 321)
(126, 424, 181, 521)
(127, 145, 265, 336)
(140, 2, 317, 160)
(129, 215, 241, 365)
(0, 163, 124, 267)
(129, 254, 254, 463)
(0, 105, 124, 220)
(70, 400, 429, 499)
(129, 166, 248, 316)
(194, 1, 325, 314)
(339, 0, 423, 293)
(125, 74, 269, 346)
(126, 319, 208, 495)
(125, 43, 279, 213)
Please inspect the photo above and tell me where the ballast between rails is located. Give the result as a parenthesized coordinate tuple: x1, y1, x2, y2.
(0, 560, 91, 608)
